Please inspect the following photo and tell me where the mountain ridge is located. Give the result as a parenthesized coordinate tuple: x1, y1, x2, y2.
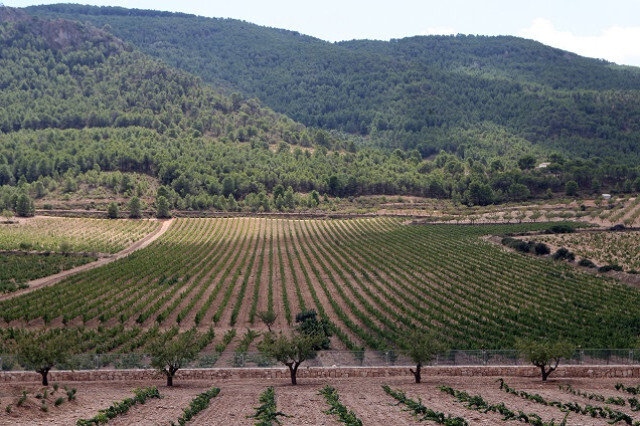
(25, 3, 640, 165)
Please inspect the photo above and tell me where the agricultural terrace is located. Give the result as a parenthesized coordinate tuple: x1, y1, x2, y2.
(0, 217, 159, 253)
(534, 231, 640, 272)
(1, 217, 639, 352)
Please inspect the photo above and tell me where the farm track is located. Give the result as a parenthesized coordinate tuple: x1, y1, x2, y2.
(0, 219, 173, 302)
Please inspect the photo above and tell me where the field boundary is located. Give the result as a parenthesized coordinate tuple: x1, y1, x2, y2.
(0, 218, 174, 301)
(2, 365, 640, 383)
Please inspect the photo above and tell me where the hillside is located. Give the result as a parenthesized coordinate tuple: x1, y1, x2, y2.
(26, 3, 640, 164)
(1, 6, 639, 214)
(0, 7, 444, 211)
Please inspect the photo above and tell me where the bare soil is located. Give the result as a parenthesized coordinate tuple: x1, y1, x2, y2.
(1, 376, 637, 425)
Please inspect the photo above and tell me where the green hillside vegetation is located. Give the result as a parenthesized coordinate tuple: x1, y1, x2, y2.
(0, 6, 638, 215)
(26, 4, 640, 164)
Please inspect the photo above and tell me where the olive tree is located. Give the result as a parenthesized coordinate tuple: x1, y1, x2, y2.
(258, 332, 322, 385)
(516, 339, 574, 381)
(403, 330, 447, 383)
(13, 332, 71, 386)
(149, 329, 199, 386)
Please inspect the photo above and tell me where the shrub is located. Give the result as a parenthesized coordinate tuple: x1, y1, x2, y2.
(552, 248, 575, 262)
(578, 258, 596, 268)
(546, 224, 575, 234)
(598, 264, 623, 273)
(533, 243, 550, 256)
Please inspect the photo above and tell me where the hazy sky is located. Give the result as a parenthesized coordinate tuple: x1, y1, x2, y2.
(6, 0, 640, 66)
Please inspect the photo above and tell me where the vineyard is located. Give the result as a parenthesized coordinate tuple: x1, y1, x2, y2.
(1, 217, 639, 353)
(3, 376, 640, 425)
(0, 253, 95, 293)
(0, 217, 159, 254)
(533, 231, 640, 272)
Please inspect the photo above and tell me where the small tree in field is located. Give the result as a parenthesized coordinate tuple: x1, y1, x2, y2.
(156, 196, 171, 219)
(149, 329, 199, 386)
(516, 339, 573, 381)
(107, 202, 119, 219)
(403, 330, 447, 383)
(13, 332, 71, 386)
(15, 193, 35, 217)
(1, 209, 14, 223)
(258, 332, 322, 385)
(128, 196, 142, 219)
(257, 310, 277, 332)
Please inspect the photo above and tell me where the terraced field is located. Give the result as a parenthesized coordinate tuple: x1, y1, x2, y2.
(1, 217, 639, 352)
(534, 231, 640, 272)
(0, 217, 159, 253)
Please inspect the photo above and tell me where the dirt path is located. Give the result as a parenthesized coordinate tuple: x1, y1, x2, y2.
(0, 219, 174, 302)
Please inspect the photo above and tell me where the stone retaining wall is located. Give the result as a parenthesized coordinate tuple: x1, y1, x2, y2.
(2, 365, 640, 383)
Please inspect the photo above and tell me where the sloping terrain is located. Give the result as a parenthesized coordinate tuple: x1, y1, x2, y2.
(27, 4, 640, 162)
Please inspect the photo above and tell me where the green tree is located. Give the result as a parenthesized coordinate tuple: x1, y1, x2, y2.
(257, 310, 278, 333)
(465, 180, 494, 206)
(258, 332, 323, 385)
(516, 339, 573, 381)
(156, 196, 171, 218)
(295, 310, 332, 350)
(565, 180, 579, 196)
(1, 209, 14, 223)
(13, 332, 71, 386)
(34, 181, 46, 198)
(308, 190, 320, 207)
(15, 193, 35, 217)
(403, 330, 447, 383)
(128, 196, 142, 219)
(107, 202, 119, 219)
(507, 183, 530, 201)
(283, 186, 295, 210)
(148, 329, 199, 386)
(517, 155, 536, 170)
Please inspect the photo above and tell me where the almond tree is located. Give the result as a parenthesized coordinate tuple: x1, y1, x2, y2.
(14, 332, 71, 386)
(149, 328, 199, 386)
(258, 332, 322, 385)
(516, 339, 574, 381)
(403, 330, 447, 383)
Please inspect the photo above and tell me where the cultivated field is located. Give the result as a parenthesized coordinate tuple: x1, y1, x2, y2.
(0, 217, 159, 253)
(1, 217, 639, 353)
(0, 253, 95, 293)
(534, 231, 640, 272)
(3, 375, 640, 425)
(387, 195, 640, 227)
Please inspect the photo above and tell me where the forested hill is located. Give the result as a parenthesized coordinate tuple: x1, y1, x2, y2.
(0, 7, 305, 141)
(26, 4, 640, 164)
